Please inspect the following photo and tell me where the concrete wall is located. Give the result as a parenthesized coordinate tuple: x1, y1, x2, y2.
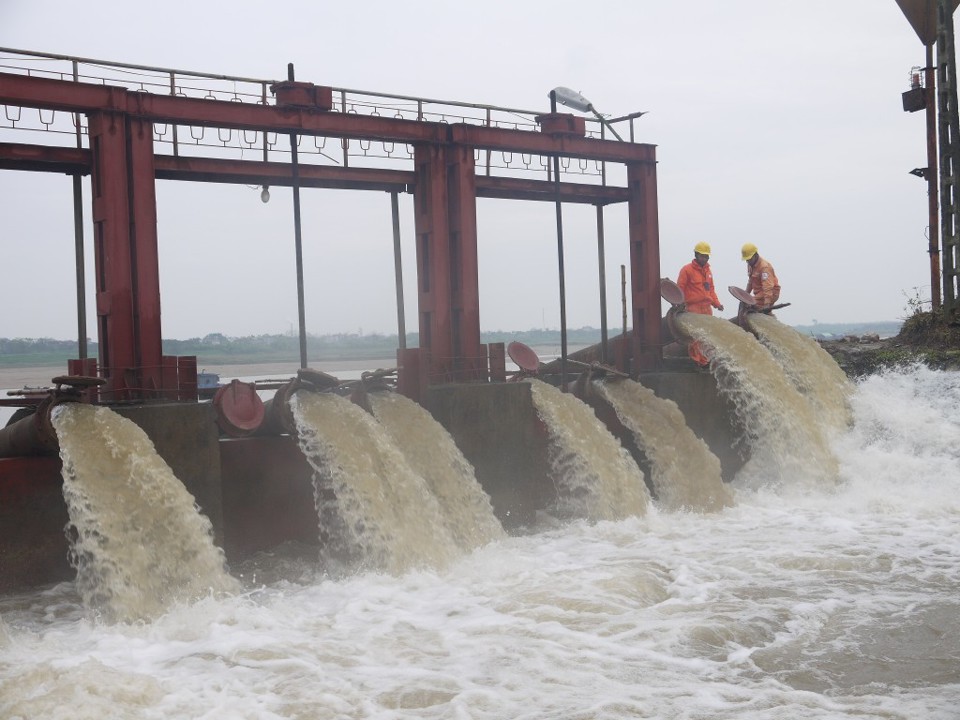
(0, 371, 744, 592)
(425, 382, 554, 529)
(638, 372, 745, 481)
(425, 372, 745, 519)
(0, 457, 72, 592)
(219, 435, 318, 561)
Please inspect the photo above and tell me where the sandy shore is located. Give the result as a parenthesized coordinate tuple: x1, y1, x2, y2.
(0, 343, 583, 393)
(0, 359, 399, 392)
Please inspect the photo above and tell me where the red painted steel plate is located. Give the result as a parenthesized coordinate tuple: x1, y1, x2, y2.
(213, 380, 265, 437)
(659, 278, 685, 306)
(728, 286, 757, 305)
(507, 341, 541, 373)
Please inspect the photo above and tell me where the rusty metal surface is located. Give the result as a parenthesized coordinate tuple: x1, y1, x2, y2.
(895, 0, 960, 45)
(213, 381, 265, 437)
(0, 50, 662, 389)
(219, 436, 319, 560)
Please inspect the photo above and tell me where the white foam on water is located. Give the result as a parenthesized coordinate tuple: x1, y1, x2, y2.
(50, 403, 239, 623)
(1, 369, 958, 719)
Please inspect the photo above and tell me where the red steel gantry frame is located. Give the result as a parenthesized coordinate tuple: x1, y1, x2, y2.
(0, 59, 661, 400)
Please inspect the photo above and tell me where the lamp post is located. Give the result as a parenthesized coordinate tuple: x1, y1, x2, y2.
(287, 62, 308, 369)
(895, 0, 960, 315)
(548, 89, 569, 389)
(548, 87, 634, 378)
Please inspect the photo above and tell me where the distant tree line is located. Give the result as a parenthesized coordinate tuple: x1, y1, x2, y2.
(0, 323, 901, 366)
(0, 328, 606, 366)
(0, 337, 96, 355)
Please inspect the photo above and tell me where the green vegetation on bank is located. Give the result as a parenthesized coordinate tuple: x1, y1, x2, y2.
(821, 311, 960, 377)
(0, 322, 902, 368)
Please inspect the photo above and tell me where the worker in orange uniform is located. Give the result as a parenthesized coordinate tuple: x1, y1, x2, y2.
(676, 241, 723, 366)
(741, 243, 780, 310)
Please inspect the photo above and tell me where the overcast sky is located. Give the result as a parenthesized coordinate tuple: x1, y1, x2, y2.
(0, 1, 936, 340)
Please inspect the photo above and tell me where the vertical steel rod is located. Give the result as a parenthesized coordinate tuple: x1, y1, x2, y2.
(596, 204, 608, 363)
(549, 90, 568, 390)
(391, 191, 407, 349)
(72, 60, 87, 360)
(621, 264, 627, 337)
(288, 63, 308, 369)
(169, 72, 179, 157)
(927, 43, 942, 310)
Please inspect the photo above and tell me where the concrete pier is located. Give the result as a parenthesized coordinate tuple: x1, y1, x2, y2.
(0, 372, 742, 593)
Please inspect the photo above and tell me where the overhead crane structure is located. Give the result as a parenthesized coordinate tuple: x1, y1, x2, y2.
(0, 49, 662, 402)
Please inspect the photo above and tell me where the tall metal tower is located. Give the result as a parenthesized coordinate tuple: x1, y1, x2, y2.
(936, 0, 960, 316)
(897, 0, 960, 318)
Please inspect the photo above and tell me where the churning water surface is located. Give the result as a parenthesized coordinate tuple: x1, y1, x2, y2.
(0, 364, 959, 719)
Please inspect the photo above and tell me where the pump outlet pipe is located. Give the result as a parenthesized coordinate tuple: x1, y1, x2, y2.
(0, 376, 104, 458)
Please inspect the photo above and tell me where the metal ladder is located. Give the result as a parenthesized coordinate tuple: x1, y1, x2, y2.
(937, 0, 960, 316)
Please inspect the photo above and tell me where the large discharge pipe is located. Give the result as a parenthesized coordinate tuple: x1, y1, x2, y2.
(0, 395, 64, 458)
(0, 376, 104, 458)
(258, 368, 340, 435)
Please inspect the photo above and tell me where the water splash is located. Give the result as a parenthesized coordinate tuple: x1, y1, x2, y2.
(51, 403, 238, 623)
(291, 391, 459, 575)
(366, 390, 505, 550)
(591, 378, 733, 512)
(673, 313, 839, 489)
(527, 379, 650, 521)
(746, 313, 853, 431)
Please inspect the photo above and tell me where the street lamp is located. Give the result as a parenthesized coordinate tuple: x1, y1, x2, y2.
(551, 86, 624, 141)
(546, 87, 630, 386)
(547, 89, 571, 389)
(547, 88, 637, 378)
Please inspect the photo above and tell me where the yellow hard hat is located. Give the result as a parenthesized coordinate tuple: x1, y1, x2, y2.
(741, 242, 758, 261)
(694, 241, 711, 255)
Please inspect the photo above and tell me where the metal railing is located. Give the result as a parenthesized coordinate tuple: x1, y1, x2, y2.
(0, 47, 640, 183)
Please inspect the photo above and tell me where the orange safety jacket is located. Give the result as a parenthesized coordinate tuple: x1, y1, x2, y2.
(746, 255, 780, 309)
(677, 260, 722, 315)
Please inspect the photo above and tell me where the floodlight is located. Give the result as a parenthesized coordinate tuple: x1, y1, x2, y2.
(550, 86, 593, 113)
(550, 86, 623, 141)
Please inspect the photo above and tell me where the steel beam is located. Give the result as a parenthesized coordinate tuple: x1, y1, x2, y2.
(0, 73, 656, 163)
(0, 143, 630, 204)
(475, 176, 629, 204)
(446, 145, 484, 382)
(0, 142, 89, 174)
(626, 161, 662, 372)
(450, 124, 657, 163)
(153, 155, 414, 192)
(413, 144, 453, 383)
(88, 112, 163, 400)
(0, 73, 447, 145)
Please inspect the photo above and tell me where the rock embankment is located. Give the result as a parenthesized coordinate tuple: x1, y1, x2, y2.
(818, 312, 960, 377)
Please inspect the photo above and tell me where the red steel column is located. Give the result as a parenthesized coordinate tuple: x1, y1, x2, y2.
(128, 116, 163, 394)
(445, 145, 483, 382)
(626, 160, 662, 372)
(413, 144, 453, 383)
(88, 111, 163, 400)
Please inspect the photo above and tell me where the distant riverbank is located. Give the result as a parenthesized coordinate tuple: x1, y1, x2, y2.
(0, 342, 584, 392)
